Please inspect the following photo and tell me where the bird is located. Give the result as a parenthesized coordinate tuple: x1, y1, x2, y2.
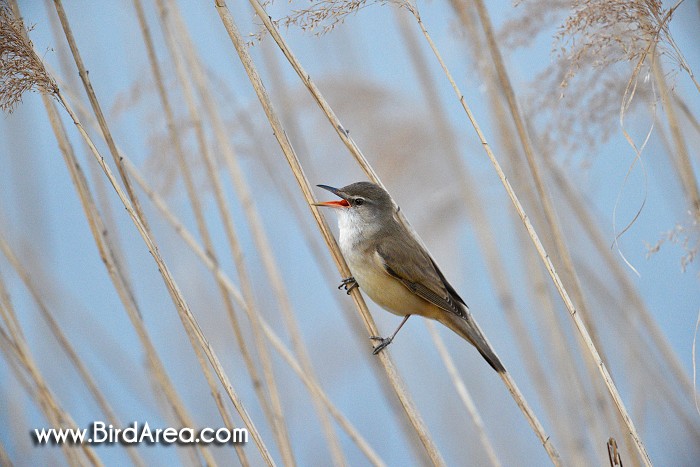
(314, 181, 505, 372)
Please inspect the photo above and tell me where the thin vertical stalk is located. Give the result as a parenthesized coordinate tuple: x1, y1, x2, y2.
(547, 157, 700, 415)
(130, 3, 268, 464)
(122, 156, 387, 466)
(454, 3, 615, 456)
(405, 3, 649, 463)
(653, 57, 700, 214)
(0, 273, 102, 467)
(0, 235, 146, 467)
(0, 338, 79, 466)
(214, 2, 445, 465)
(28, 4, 274, 461)
(52, 0, 153, 237)
(469, 0, 607, 360)
(425, 323, 501, 467)
(394, 5, 562, 441)
(43, 0, 130, 286)
(42, 94, 216, 466)
(242, 1, 559, 464)
(394, 8, 554, 462)
(66, 79, 382, 465)
(50, 87, 275, 464)
(673, 94, 700, 135)
(245, 119, 433, 466)
(167, 3, 347, 464)
(453, 2, 613, 456)
(13, 1, 207, 461)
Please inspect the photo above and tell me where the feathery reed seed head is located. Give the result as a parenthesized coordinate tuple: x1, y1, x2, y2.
(0, 2, 58, 113)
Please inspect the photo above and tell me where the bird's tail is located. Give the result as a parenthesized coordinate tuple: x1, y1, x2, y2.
(440, 312, 505, 373)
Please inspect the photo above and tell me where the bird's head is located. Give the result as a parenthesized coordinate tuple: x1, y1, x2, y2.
(314, 182, 394, 230)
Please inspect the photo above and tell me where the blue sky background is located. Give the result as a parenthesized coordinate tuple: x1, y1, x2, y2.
(1, 0, 699, 465)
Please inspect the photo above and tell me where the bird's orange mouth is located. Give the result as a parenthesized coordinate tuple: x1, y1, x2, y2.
(314, 184, 350, 208)
(315, 199, 350, 208)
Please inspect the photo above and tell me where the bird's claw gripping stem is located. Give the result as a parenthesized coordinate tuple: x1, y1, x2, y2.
(338, 276, 359, 294)
(369, 336, 392, 355)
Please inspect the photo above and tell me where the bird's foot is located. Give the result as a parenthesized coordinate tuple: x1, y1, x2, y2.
(369, 336, 393, 355)
(338, 276, 359, 294)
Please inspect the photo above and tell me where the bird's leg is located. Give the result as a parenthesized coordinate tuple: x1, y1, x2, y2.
(338, 276, 359, 294)
(370, 315, 411, 355)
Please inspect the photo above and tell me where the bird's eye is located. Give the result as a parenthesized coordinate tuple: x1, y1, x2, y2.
(354, 198, 364, 206)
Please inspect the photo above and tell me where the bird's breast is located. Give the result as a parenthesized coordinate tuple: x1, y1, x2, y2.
(338, 227, 435, 318)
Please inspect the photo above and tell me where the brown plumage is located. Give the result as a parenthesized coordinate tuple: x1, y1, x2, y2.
(316, 182, 505, 373)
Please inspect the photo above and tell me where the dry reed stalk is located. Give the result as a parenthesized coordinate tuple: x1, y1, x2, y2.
(214, 2, 446, 465)
(653, 58, 700, 215)
(0, 327, 43, 462)
(130, 3, 269, 464)
(539, 133, 699, 459)
(0, 270, 21, 354)
(474, 29, 621, 464)
(12, 14, 204, 467)
(425, 322, 501, 467)
(56, 90, 274, 464)
(0, 335, 83, 466)
(64, 71, 380, 463)
(260, 320, 388, 467)
(248, 126, 434, 467)
(547, 158, 700, 419)
(172, 28, 347, 466)
(0, 234, 146, 467)
(122, 156, 388, 466)
(58, 92, 274, 466)
(161, 5, 296, 456)
(164, 4, 351, 463)
(0, 273, 102, 466)
(0, 266, 22, 344)
(653, 114, 697, 218)
(577, 261, 700, 441)
(449, 0, 616, 458)
(37, 23, 208, 463)
(43, 1, 134, 334)
(393, 9, 540, 464)
(477, 0, 629, 433)
(244, 1, 559, 464)
(0, 327, 29, 392)
(497, 91, 622, 462)
(51, 0, 154, 238)
(471, 0, 609, 358)
(162, 20, 298, 467)
(0, 325, 34, 395)
(398, 2, 654, 462)
(3, 4, 213, 464)
(166, 4, 350, 463)
(519, 231, 599, 461)
(673, 94, 700, 135)
(13, 46, 272, 463)
(508, 149, 609, 461)
(15, 3, 275, 461)
(41, 93, 219, 466)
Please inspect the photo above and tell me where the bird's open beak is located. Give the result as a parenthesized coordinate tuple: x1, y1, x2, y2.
(313, 184, 350, 208)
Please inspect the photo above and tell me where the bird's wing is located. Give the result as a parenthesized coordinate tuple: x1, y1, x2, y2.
(376, 220, 506, 373)
(375, 225, 468, 320)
